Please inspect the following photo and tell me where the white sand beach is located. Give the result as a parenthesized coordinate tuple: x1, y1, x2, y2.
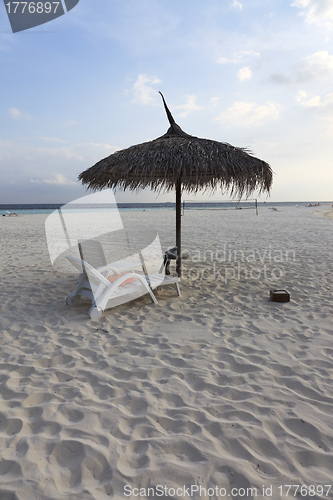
(0, 204, 333, 500)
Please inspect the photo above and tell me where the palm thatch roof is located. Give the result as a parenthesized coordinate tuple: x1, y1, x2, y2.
(78, 93, 273, 199)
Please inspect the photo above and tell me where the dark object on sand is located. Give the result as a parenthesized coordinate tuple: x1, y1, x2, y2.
(162, 246, 178, 275)
(79, 93, 273, 277)
(270, 290, 290, 302)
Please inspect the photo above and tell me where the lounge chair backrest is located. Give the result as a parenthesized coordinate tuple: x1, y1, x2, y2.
(65, 254, 109, 295)
(78, 239, 107, 270)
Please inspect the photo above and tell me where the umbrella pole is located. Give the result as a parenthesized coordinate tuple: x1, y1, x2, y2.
(176, 180, 182, 277)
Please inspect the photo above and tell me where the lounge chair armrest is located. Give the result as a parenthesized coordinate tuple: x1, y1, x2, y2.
(98, 261, 141, 274)
(97, 265, 120, 274)
(105, 272, 148, 293)
(104, 273, 158, 305)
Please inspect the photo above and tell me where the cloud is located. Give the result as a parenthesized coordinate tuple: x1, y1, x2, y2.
(270, 50, 333, 84)
(35, 142, 119, 162)
(296, 90, 333, 135)
(173, 95, 202, 118)
(231, 0, 243, 10)
(36, 147, 84, 161)
(269, 73, 293, 84)
(237, 66, 252, 81)
(130, 74, 161, 105)
(295, 50, 333, 81)
(9, 107, 31, 120)
(296, 90, 333, 113)
(215, 101, 280, 127)
(296, 89, 317, 106)
(0, 140, 13, 147)
(30, 173, 77, 186)
(77, 142, 119, 151)
(62, 120, 78, 128)
(210, 97, 220, 107)
(41, 137, 68, 143)
(0, 141, 119, 188)
(291, 0, 333, 27)
(217, 51, 260, 64)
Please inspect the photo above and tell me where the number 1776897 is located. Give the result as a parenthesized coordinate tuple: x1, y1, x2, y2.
(5, 2, 60, 14)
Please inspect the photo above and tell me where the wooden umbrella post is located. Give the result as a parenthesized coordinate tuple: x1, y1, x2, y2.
(176, 180, 182, 277)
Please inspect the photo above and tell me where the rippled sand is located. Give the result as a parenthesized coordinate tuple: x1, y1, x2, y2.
(0, 204, 332, 499)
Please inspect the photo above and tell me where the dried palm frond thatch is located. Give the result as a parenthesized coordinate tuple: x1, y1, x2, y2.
(79, 93, 273, 276)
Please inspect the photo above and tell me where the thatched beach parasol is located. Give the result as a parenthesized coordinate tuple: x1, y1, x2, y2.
(79, 93, 273, 276)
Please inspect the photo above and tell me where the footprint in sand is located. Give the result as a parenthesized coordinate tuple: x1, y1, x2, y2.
(117, 440, 150, 477)
(49, 439, 112, 491)
(0, 414, 23, 435)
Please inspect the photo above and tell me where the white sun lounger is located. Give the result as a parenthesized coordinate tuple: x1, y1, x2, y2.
(65, 254, 158, 319)
(66, 239, 157, 319)
(65, 239, 180, 319)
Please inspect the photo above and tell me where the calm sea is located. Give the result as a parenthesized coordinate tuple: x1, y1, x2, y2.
(0, 201, 330, 216)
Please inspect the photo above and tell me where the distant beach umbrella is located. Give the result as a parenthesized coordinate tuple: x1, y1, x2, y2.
(78, 93, 273, 276)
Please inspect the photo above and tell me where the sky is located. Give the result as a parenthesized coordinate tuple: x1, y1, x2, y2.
(1, 0, 333, 204)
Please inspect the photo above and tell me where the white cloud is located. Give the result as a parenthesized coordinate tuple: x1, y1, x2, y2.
(296, 89, 318, 106)
(231, 0, 243, 10)
(0, 141, 120, 192)
(9, 108, 21, 119)
(41, 137, 68, 143)
(30, 174, 77, 185)
(296, 90, 333, 135)
(296, 50, 333, 80)
(0, 139, 13, 147)
(217, 57, 235, 64)
(1, 140, 118, 167)
(130, 74, 161, 105)
(173, 95, 202, 118)
(62, 120, 78, 128)
(9, 107, 31, 120)
(210, 97, 220, 107)
(238, 66, 252, 81)
(271, 50, 333, 84)
(296, 90, 333, 113)
(36, 147, 84, 161)
(217, 51, 260, 64)
(35, 142, 119, 162)
(305, 50, 333, 69)
(292, 0, 333, 27)
(215, 101, 280, 127)
(77, 142, 119, 151)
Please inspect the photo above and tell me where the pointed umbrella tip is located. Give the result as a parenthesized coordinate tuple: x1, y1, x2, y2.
(158, 91, 176, 126)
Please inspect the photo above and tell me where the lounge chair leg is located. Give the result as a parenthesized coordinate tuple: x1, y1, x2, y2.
(149, 289, 159, 305)
(176, 283, 181, 297)
(66, 294, 80, 306)
(89, 305, 103, 320)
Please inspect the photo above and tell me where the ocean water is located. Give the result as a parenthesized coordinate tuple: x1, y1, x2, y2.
(0, 201, 330, 216)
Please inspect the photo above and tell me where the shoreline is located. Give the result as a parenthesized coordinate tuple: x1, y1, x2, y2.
(1, 200, 332, 216)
